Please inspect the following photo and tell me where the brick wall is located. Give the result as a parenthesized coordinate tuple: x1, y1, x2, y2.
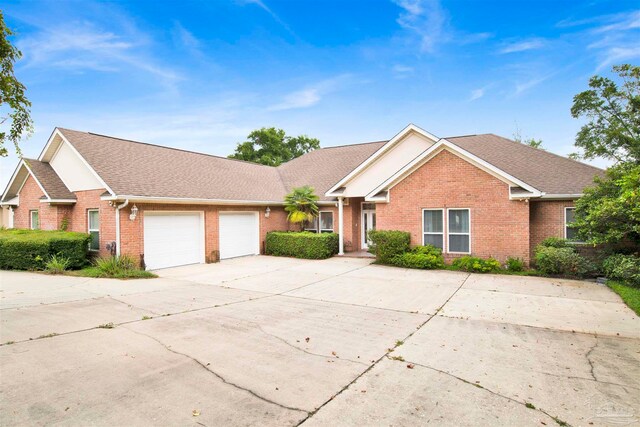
(119, 204, 291, 265)
(529, 200, 574, 256)
(376, 150, 531, 264)
(13, 176, 58, 230)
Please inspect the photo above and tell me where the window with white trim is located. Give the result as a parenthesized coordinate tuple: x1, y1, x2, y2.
(448, 209, 470, 253)
(88, 209, 100, 251)
(565, 207, 578, 241)
(423, 209, 444, 250)
(30, 210, 39, 230)
(304, 211, 334, 233)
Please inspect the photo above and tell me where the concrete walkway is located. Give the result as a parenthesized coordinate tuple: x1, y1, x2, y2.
(1, 256, 639, 426)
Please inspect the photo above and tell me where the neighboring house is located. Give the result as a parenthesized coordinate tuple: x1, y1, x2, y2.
(0, 124, 602, 269)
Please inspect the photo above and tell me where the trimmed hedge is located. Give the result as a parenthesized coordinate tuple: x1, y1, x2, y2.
(451, 256, 501, 273)
(265, 231, 338, 259)
(368, 230, 411, 264)
(391, 245, 445, 269)
(0, 229, 90, 270)
(534, 246, 594, 277)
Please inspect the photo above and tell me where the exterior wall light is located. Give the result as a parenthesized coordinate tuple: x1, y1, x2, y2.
(129, 204, 139, 221)
(265, 207, 271, 218)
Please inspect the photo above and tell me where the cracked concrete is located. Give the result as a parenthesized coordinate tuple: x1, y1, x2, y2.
(1, 256, 639, 426)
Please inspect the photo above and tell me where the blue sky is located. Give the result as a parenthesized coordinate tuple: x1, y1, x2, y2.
(2, 0, 640, 187)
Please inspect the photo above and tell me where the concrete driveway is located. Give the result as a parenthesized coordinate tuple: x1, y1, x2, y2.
(1, 256, 639, 426)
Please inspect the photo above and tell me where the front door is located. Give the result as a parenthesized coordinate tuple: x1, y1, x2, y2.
(362, 203, 376, 249)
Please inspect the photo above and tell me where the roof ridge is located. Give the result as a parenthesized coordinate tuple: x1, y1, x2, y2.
(58, 128, 277, 169)
(321, 140, 388, 150)
(486, 133, 604, 171)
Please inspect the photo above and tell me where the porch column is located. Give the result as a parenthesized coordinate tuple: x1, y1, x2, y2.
(338, 196, 344, 255)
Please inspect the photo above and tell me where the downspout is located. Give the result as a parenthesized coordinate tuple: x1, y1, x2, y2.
(338, 196, 344, 255)
(115, 199, 129, 256)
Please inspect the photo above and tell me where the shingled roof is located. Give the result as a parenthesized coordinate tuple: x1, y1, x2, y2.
(23, 159, 75, 200)
(446, 134, 604, 194)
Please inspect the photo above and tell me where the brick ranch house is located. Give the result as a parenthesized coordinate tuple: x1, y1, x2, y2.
(1, 124, 602, 270)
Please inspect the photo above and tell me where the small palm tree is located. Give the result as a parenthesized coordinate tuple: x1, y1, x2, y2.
(284, 186, 319, 230)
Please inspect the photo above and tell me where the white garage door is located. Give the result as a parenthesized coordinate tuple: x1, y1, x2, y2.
(219, 212, 259, 260)
(144, 212, 204, 270)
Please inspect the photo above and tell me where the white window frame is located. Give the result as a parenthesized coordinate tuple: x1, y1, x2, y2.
(304, 211, 334, 233)
(563, 207, 583, 242)
(88, 209, 100, 251)
(30, 210, 39, 230)
(447, 208, 471, 254)
(422, 208, 445, 250)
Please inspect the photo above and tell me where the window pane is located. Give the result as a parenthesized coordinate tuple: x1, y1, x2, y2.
(89, 210, 99, 229)
(449, 235, 469, 253)
(449, 209, 469, 233)
(566, 227, 578, 240)
(565, 208, 575, 224)
(320, 212, 333, 231)
(424, 210, 443, 233)
(424, 234, 443, 249)
(31, 211, 39, 229)
(305, 217, 318, 231)
(90, 231, 100, 251)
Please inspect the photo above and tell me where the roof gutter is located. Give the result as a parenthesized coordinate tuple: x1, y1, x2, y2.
(100, 195, 337, 206)
(537, 193, 583, 200)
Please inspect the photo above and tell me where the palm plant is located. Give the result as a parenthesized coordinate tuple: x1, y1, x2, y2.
(284, 186, 319, 230)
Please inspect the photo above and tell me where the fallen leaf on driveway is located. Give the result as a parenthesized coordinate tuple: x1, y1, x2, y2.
(305, 337, 310, 343)
(407, 364, 415, 369)
(192, 410, 200, 417)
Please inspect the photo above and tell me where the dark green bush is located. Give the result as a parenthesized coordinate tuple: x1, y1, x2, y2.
(539, 237, 570, 248)
(368, 230, 411, 264)
(534, 246, 595, 277)
(451, 256, 502, 273)
(265, 231, 338, 259)
(602, 254, 640, 287)
(506, 257, 525, 272)
(391, 245, 445, 269)
(0, 229, 90, 270)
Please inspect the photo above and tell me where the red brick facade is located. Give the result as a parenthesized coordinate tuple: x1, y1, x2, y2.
(11, 151, 577, 267)
(529, 200, 574, 255)
(376, 150, 531, 264)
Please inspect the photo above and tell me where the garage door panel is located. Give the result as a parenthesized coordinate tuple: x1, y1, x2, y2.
(219, 212, 259, 260)
(144, 212, 203, 270)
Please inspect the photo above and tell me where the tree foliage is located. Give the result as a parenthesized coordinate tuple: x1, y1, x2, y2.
(0, 11, 33, 157)
(512, 127, 543, 149)
(574, 163, 640, 245)
(283, 186, 319, 228)
(570, 64, 640, 163)
(229, 127, 320, 166)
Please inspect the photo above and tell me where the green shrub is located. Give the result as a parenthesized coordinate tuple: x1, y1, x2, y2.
(534, 246, 595, 277)
(367, 230, 411, 264)
(45, 254, 70, 274)
(539, 237, 570, 248)
(506, 257, 525, 272)
(265, 231, 338, 259)
(0, 229, 90, 270)
(88, 255, 155, 279)
(451, 256, 502, 273)
(602, 254, 640, 287)
(391, 245, 445, 269)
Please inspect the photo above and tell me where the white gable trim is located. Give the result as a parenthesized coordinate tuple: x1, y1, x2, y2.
(325, 124, 440, 196)
(364, 139, 542, 201)
(39, 128, 116, 196)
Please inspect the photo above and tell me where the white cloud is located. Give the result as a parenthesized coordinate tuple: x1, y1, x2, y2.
(267, 74, 353, 111)
(393, 0, 447, 53)
(238, 0, 297, 38)
(514, 76, 549, 95)
(469, 88, 485, 101)
(592, 10, 640, 34)
(172, 22, 203, 58)
(392, 64, 414, 78)
(17, 21, 180, 86)
(499, 38, 545, 54)
(595, 46, 640, 71)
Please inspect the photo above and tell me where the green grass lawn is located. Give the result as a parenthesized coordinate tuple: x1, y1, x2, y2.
(608, 281, 640, 316)
(65, 266, 157, 279)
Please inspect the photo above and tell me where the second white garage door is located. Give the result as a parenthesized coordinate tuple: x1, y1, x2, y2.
(144, 212, 204, 270)
(219, 212, 260, 259)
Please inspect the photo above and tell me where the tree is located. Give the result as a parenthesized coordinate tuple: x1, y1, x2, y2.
(229, 127, 320, 166)
(0, 11, 33, 157)
(574, 163, 640, 246)
(570, 64, 640, 248)
(512, 127, 543, 149)
(284, 186, 319, 230)
(570, 64, 640, 163)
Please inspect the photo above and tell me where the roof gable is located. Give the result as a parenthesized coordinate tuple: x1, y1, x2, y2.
(1, 159, 75, 204)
